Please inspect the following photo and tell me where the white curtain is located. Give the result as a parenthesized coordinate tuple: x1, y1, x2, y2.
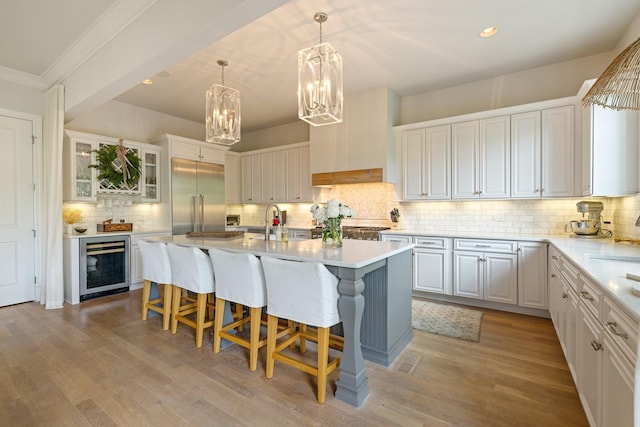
(40, 85, 65, 309)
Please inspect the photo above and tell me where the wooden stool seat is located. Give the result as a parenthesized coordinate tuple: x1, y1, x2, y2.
(261, 256, 342, 403)
(137, 240, 173, 331)
(167, 244, 215, 348)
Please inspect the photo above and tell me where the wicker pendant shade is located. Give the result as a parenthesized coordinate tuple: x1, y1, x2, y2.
(582, 37, 640, 110)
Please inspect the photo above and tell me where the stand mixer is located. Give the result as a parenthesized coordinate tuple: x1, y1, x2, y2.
(565, 201, 611, 238)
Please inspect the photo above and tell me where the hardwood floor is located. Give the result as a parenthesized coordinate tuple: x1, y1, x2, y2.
(0, 291, 588, 426)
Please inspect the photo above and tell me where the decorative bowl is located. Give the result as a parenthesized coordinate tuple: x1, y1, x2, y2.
(74, 227, 87, 234)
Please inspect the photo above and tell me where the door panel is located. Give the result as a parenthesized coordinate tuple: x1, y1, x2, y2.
(0, 115, 35, 306)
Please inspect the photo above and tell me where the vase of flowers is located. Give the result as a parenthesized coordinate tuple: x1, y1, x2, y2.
(63, 207, 83, 234)
(310, 199, 355, 248)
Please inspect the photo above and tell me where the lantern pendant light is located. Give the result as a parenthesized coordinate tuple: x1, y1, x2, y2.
(206, 59, 241, 145)
(298, 12, 343, 126)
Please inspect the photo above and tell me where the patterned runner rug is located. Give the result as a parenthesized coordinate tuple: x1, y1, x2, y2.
(411, 299, 483, 342)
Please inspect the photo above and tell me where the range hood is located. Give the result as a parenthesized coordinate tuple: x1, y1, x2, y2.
(311, 168, 383, 186)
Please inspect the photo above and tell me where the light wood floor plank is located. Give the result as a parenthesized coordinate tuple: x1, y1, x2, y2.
(0, 291, 588, 426)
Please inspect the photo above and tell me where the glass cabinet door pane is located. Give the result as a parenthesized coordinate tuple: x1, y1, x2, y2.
(75, 142, 93, 198)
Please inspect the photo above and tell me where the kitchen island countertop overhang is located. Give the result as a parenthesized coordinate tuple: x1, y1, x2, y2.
(147, 234, 415, 407)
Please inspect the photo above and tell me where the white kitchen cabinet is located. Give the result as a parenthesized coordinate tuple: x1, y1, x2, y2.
(403, 126, 451, 200)
(541, 106, 575, 197)
(511, 111, 542, 198)
(63, 133, 98, 202)
(260, 152, 276, 202)
(581, 102, 638, 196)
(601, 333, 634, 427)
(140, 148, 161, 202)
(225, 152, 241, 203)
(413, 237, 452, 295)
(285, 146, 313, 202)
(576, 304, 603, 427)
(298, 146, 313, 202)
(453, 239, 517, 303)
(380, 234, 412, 243)
(273, 151, 287, 202)
(452, 116, 510, 199)
(517, 241, 547, 309)
(240, 154, 260, 203)
(169, 138, 226, 164)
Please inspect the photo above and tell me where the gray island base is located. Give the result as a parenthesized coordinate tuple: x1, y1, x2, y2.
(150, 235, 415, 407)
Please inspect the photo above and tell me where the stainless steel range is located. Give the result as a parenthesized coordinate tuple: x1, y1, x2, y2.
(341, 226, 391, 241)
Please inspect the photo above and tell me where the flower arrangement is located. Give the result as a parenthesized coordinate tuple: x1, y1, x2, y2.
(62, 207, 83, 225)
(310, 199, 355, 248)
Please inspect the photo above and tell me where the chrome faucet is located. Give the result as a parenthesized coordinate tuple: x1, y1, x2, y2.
(264, 203, 281, 241)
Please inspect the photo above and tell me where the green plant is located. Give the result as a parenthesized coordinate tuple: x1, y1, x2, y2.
(89, 143, 140, 188)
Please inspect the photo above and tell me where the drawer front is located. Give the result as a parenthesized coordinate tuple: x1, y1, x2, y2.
(454, 239, 516, 253)
(413, 236, 451, 249)
(381, 234, 412, 243)
(560, 256, 579, 292)
(603, 297, 638, 364)
(578, 274, 603, 321)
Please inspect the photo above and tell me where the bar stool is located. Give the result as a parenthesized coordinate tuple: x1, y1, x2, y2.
(137, 240, 173, 331)
(260, 256, 344, 403)
(167, 244, 215, 348)
(208, 248, 271, 371)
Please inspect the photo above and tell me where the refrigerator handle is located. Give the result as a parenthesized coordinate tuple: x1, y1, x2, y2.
(199, 194, 205, 232)
(192, 194, 198, 232)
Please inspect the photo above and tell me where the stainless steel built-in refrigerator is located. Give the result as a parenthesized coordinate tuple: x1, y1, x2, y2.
(171, 158, 225, 235)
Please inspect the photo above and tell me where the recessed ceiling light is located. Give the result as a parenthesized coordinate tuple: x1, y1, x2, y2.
(142, 79, 153, 85)
(480, 27, 498, 38)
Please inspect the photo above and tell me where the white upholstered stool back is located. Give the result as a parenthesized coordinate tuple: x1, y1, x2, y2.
(208, 248, 268, 371)
(260, 256, 340, 328)
(166, 244, 215, 348)
(208, 248, 266, 308)
(137, 240, 173, 330)
(260, 256, 343, 403)
(167, 244, 215, 294)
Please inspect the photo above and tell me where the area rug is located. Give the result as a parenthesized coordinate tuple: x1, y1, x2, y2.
(411, 299, 483, 342)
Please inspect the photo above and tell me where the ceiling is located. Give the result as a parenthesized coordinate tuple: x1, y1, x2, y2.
(3, 0, 640, 132)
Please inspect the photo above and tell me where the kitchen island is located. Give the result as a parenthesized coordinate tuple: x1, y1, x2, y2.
(150, 234, 415, 407)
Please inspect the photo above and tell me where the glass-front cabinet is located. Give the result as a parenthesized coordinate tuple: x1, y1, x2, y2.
(141, 149, 161, 202)
(63, 130, 162, 203)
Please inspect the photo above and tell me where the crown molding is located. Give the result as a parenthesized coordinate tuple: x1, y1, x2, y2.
(0, 66, 46, 89)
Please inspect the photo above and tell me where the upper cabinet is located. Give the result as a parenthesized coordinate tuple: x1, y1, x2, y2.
(396, 96, 579, 201)
(452, 116, 510, 199)
(403, 126, 451, 200)
(63, 130, 162, 202)
(152, 134, 228, 165)
(225, 152, 241, 203)
(240, 142, 312, 203)
(512, 106, 575, 198)
(310, 86, 400, 183)
(578, 81, 639, 196)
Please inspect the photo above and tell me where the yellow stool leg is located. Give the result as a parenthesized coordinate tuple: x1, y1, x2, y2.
(249, 307, 262, 371)
(195, 293, 207, 348)
(142, 280, 151, 320)
(171, 287, 182, 334)
(213, 297, 226, 353)
(317, 327, 330, 403)
(265, 315, 278, 379)
(162, 284, 173, 331)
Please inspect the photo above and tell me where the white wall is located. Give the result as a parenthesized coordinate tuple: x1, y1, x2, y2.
(0, 80, 43, 116)
(65, 100, 205, 142)
(231, 121, 309, 152)
(400, 52, 612, 125)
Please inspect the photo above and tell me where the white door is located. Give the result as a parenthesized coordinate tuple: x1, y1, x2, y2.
(452, 121, 479, 198)
(479, 116, 510, 198)
(484, 252, 518, 304)
(453, 251, 482, 299)
(0, 115, 35, 306)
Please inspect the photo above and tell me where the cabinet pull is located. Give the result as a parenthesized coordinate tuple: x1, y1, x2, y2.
(561, 292, 568, 299)
(590, 340, 603, 351)
(551, 273, 557, 278)
(551, 255, 558, 260)
(579, 291, 594, 301)
(421, 241, 436, 245)
(475, 244, 491, 248)
(606, 322, 629, 340)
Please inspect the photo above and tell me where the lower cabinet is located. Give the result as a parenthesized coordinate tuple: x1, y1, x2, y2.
(517, 241, 547, 309)
(413, 237, 452, 295)
(549, 249, 636, 427)
(453, 239, 517, 304)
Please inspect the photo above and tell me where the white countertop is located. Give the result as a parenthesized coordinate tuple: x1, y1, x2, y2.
(382, 229, 640, 322)
(150, 234, 414, 269)
(63, 229, 171, 239)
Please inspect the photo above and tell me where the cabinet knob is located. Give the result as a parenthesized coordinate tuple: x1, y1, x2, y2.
(535, 188, 540, 193)
(561, 292, 567, 299)
(551, 273, 556, 278)
(590, 340, 603, 351)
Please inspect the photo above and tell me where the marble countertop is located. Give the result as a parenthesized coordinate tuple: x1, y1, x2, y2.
(63, 229, 171, 239)
(381, 229, 640, 322)
(150, 234, 414, 269)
